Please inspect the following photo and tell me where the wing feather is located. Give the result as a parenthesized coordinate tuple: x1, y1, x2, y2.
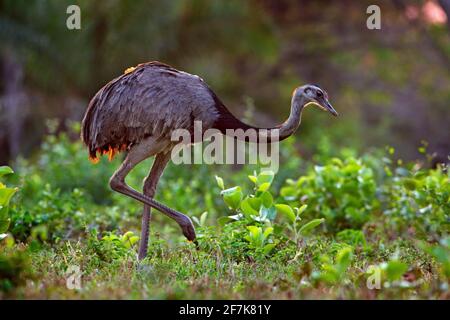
(81, 62, 220, 161)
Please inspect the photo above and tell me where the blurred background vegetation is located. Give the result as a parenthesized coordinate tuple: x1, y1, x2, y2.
(0, 0, 449, 164)
(0, 1, 449, 299)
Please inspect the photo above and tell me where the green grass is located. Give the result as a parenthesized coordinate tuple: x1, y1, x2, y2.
(4, 235, 447, 299)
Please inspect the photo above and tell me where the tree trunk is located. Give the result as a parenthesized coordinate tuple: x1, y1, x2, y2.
(1, 49, 26, 160)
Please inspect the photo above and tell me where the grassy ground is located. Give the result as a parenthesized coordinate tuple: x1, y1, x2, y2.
(4, 234, 447, 299)
(0, 131, 449, 299)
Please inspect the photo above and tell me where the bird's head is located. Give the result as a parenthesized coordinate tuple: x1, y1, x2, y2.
(293, 84, 338, 117)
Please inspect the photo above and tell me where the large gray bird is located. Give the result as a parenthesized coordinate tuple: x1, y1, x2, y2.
(81, 61, 338, 260)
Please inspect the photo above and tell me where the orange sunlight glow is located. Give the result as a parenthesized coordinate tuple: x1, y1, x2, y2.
(423, 0, 447, 24)
(405, 0, 447, 25)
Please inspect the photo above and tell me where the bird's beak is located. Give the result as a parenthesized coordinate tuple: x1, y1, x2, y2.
(324, 100, 338, 117)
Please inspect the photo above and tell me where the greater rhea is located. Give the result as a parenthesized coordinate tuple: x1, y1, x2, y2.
(81, 61, 338, 260)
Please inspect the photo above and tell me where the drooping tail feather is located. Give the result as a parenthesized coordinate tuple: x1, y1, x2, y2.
(93, 144, 128, 163)
(81, 93, 100, 161)
(81, 81, 129, 163)
(81, 97, 129, 163)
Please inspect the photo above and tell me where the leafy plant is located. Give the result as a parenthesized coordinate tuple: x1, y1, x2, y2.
(336, 229, 370, 252)
(244, 226, 277, 255)
(217, 171, 278, 225)
(280, 157, 379, 231)
(276, 203, 324, 245)
(383, 260, 409, 282)
(0, 248, 33, 293)
(192, 211, 209, 227)
(88, 230, 139, 262)
(384, 164, 449, 237)
(312, 247, 354, 285)
(216, 171, 324, 258)
(0, 166, 18, 238)
(9, 184, 88, 242)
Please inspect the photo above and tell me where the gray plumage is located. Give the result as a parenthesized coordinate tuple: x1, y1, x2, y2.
(82, 61, 221, 161)
(80, 61, 337, 260)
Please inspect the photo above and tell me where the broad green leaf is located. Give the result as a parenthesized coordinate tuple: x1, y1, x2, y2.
(200, 211, 208, 226)
(260, 191, 273, 208)
(263, 227, 273, 239)
(248, 197, 262, 211)
(241, 198, 258, 216)
(280, 186, 296, 200)
(0, 187, 17, 207)
(215, 176, 224, 189)
(385, 260, 408, 281)
(122, 231, 135, 241)
(263, 243, 276, 255)
(247, 226, 261, 239)
(256, 171, 274, 187)
(217, 216, 233, 226)
(0, 213, 10, 233)
(248, 175, 257, 184)
(297, 204, 308, 215)
(336, 247, 353, 273)
(0, 205, 6, 220)
(124, 235, 139, 248)
(130, 236, 139, 245)
(275, 204, 296, 223)
(299, 218, 324, 235)
(192, 216, 201, 226)
(221, 186, 243, 210)
(296, 176, 308, 187)
(258, 182, 271, 192)
(331, 158, 343, 166)
(193, 212, 208, 226)
(0, 166, 14, 177)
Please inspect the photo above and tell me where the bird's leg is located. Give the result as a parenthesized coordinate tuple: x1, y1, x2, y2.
(109, 148, 196, 244)
(138, 152, 170, 260)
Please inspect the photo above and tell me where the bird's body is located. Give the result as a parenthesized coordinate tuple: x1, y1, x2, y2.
(81, 61, 337, 260)
(82, 62, 221, 162)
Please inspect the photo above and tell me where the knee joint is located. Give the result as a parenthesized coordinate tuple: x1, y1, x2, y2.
(109, 175, 124, 191)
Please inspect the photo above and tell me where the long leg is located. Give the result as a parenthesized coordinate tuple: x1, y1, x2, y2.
(109, 141, 196, 247)
(138, 152, 171, 260)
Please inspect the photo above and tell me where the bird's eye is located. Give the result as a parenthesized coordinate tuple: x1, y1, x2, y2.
(317, 91, 323, 97)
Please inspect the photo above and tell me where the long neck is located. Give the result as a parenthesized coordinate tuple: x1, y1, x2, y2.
(213, 95, 306, 143)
